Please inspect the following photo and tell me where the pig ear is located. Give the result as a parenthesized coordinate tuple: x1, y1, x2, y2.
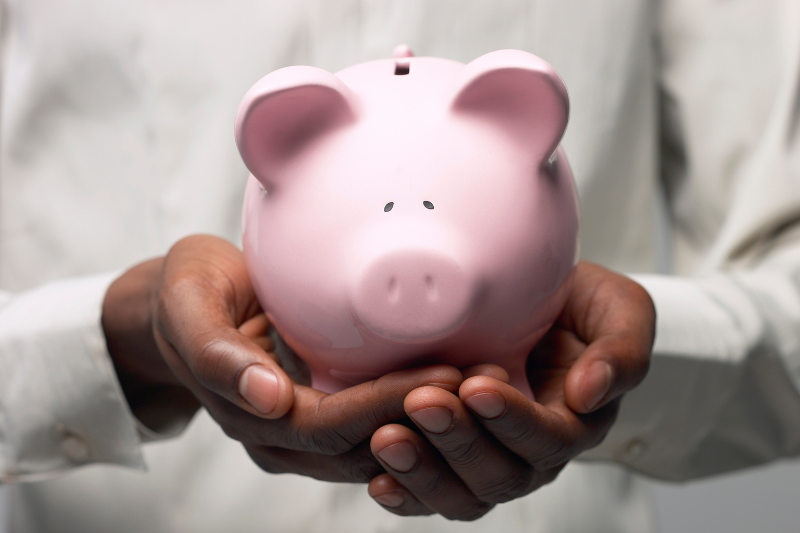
(449, 50, 569, 163)
(235, 67, 357, 189)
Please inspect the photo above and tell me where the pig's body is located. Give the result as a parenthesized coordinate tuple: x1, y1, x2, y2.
(238, 50, 579, 397)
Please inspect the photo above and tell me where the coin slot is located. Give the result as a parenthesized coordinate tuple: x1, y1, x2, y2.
(394, 61, 410, 75)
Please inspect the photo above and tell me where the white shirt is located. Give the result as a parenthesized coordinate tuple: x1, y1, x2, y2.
(1, 0, 799, 531)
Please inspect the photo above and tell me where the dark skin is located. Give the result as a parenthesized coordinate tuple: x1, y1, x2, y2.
(368, 263, 654, 518)
(103, 235, 463, 482)
(102, 235, 654, 518)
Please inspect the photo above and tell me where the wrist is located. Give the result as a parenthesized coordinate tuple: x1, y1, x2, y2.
(102, 258, 200, 428)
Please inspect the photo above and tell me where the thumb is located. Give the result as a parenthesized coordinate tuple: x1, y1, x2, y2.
(153, 290, 295, 419)
(153, 235, 294, 419)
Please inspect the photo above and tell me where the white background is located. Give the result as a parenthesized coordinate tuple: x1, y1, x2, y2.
(0, 485, 7, 533)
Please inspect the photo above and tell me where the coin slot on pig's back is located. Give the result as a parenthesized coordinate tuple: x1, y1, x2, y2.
(394, 59, 410, 75)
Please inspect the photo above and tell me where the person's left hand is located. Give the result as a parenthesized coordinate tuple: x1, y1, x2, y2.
(366, 262, 655, 520)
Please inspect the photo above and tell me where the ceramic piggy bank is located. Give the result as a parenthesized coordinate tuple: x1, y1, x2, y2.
(236, 47, 579, 399)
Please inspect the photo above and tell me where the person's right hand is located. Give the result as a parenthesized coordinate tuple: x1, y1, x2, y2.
(365, 262, 654, 519)
(103, 234, 463, 482)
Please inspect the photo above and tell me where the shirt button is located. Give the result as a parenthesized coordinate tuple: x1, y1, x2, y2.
(618, 437, 647, 460)
(60, 434, 90, 462)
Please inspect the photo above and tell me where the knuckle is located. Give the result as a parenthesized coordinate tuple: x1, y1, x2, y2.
(582, 402, 620, 450)
(534, 440, 572, 471)
(193, 337, 233, 389)
(245, 446, 286, 475)
(208, 403, 257, 444)
(413, 470, 449, 499)
(614, 346, 651, 392)
(294, 423, 353, 455)
(540, 465, 566, 486)
(337, 454, 382, 483)
(632, 353, 652, 383)
(379, 501, 433, 518)
(219, 420, 247, 443)
(329, 425, 365, 453)
(437, 437, 484, 469)
(445, 501, 494, 522)
(474, 470, 534, 504)
(501, 421, 546, 455)
(299, 397, 366, 455)
(588, 426, 612, 450)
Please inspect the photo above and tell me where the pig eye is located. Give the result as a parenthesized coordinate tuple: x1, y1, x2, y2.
(423, 201, 434, 210)
(384, 202, 394, 212)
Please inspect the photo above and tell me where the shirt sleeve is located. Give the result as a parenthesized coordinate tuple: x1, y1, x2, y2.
(0, 274, 145, 483)
(580, 0, 800, 479)
(582, 264, 800, 480)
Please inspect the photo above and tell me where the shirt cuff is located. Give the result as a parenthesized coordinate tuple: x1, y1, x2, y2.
(0, 273, 146, 482)
(579, 273, 800, 480)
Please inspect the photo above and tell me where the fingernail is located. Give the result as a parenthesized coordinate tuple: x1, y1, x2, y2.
(408, 407, 453, 434)
(464, 392, 506, 419)
(239, 365, 278, 415)
(583, 361, 614, 411)
(373, 492, 404, 508)
(376, 441, 418, 473)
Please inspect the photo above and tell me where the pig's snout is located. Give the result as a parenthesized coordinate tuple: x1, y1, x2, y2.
(352, 251, 475, 341)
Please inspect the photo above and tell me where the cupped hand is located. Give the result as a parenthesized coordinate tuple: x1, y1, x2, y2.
(103, 234, 463, 482)
(367, 262, 655, 519)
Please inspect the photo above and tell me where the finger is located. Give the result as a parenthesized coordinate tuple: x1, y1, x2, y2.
(268, 325, 312, 386)
(560, 263, 655, 413)
(368, 474, 434, 516)
(199, 365, 463, 454)
(238, 313, 270, 339)
(563, 334, 646, 413)
(251, 338, 278, 358)
(460, 376, 618, 470)
(153, 325, 292, 419)
(405, 386, 536, 504)
(525, 327, 585, 404)
(462, 364, 510, 383)
(371, 424, 494, 521)
(154, 236, 295, 419)
(239, 313, 275, 353)
(246, 440, 385, 483)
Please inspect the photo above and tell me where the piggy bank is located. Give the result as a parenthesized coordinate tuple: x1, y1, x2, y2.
(236, 47, 579, 399)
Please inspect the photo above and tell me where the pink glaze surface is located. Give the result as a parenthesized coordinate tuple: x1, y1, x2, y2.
(236, 49, 579, 398)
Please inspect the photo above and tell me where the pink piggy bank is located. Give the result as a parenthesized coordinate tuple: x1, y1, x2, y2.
(236, 48, 579, 399)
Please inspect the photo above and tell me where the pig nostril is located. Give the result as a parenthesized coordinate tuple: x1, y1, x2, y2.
(424, 275, 439, 302)
(423, 201, 434, 209)
(384, 202, 394, 212)
(388, 277, 400, 304)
